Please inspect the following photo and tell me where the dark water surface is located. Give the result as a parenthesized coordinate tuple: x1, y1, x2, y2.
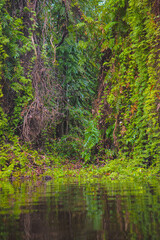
(0, 180, 160, 240)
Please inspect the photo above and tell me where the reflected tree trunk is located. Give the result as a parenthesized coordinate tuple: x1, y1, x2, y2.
(23, 214, 31, 240)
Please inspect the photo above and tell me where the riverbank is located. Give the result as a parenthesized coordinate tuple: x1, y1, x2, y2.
(1, 138, 159, 182)
(44, 159, 160, 184)
(1, 151, 160, 184)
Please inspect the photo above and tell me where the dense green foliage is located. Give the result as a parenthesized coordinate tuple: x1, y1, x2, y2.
(0, 0, 160, 178)
(96, 0, 160, 166)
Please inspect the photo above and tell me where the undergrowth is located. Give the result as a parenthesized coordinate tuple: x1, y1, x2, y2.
(1, 137, 160, 182)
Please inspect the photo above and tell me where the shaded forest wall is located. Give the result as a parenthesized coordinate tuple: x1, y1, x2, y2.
(95, 0, 160, 165)
(0, 0, 160, 165)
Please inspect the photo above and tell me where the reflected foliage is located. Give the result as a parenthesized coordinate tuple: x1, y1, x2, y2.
(0, 180, 160, 239)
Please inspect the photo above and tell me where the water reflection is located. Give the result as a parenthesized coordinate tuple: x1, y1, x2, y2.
(0, 181, 160, 240)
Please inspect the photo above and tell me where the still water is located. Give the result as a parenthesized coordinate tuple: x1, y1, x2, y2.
(0, 179, 160, 240)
